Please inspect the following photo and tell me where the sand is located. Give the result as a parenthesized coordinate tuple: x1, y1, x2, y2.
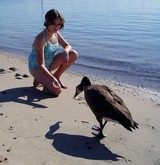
(0, 51, 160, 165)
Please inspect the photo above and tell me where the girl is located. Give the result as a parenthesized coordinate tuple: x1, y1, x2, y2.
(28, 9, 78, 96)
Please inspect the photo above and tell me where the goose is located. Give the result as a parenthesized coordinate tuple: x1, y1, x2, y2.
(74, 76, 139, 139)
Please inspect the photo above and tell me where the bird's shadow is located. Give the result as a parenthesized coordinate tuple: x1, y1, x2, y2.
(0, 86, 56, 108)
(45, 122, 124, 161)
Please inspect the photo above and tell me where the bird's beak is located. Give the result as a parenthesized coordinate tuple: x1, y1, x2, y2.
(73, 86, 81, 99)
(73, 91, 78, 99)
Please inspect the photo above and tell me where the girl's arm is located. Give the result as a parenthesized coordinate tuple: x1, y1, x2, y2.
(34, 34, 60, 87)
(57, 32, 72, 64)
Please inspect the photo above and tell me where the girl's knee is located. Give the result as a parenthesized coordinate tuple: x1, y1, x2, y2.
(70, 50, 78, 60)
(50, 88, 61, 96)
(45, 83, 61, 96)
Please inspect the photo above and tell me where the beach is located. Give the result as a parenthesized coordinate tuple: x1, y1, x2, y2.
(0, 51, 160, 165)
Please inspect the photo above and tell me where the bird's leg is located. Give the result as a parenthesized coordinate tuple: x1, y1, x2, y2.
(92, 125, 101, 131)
(92, 116, 102, 131)
(98, 120, 107, 138)
(92, 118, 107, 139)
(101, 120, 107, 132)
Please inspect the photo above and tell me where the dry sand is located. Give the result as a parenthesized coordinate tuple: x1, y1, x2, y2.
(0, 51, 160, 165)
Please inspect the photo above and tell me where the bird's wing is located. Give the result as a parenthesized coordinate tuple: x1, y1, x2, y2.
(101, 85, 132, 117)
(85, 85, 132, 121)
(101, 85, 124, 103)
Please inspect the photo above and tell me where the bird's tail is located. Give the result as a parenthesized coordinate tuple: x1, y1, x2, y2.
(120, 120, 139, 132)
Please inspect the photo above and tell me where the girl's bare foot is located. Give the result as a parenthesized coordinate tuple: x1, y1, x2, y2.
(33, 79, 43, 88)
(53, 74, 67, 89)
(57, 79, 67, 89)
(60, 82, 67, 89)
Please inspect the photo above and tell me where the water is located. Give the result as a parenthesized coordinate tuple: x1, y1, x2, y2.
(0, 0, 160, 92)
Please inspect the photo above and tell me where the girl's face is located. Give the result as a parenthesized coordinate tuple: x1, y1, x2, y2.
(47, 18, 62, 33)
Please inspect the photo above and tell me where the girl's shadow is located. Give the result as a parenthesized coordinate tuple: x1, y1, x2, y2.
(45, 122, 124, 161)
(0, 86, 56, 108)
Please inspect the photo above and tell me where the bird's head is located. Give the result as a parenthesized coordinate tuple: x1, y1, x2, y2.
(74, 76, 91, 98)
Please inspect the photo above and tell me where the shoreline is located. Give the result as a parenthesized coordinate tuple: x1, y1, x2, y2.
(1, 49, 160, 94)
(1, 50, 160, 104)
(0, 51, 160, 165)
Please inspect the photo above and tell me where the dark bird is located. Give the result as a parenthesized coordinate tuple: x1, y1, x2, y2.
(74, 76, 139, 139)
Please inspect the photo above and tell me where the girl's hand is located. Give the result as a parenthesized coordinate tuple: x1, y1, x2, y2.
(52, 77, 61, 88)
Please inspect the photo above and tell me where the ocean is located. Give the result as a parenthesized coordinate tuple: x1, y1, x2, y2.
(0, 0, 160, 92)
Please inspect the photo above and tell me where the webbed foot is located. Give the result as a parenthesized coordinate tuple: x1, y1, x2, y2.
(92, 125, 101, 131)
(92, 131, 106, 139)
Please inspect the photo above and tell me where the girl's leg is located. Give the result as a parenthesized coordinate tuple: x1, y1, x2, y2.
(49, 50, 78, 88)
(33, 79, 43, 88)
(30, 69, 61, 96)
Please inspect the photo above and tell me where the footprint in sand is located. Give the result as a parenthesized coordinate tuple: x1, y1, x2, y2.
(157, 103, 160, 107)
(79, 101, 87, 105)
(9, 67, 17, 72)
(0, 113, 3, 116)
(0, 68, 7, 74)
(0, 155, 8, 163)
(155, 158, 160, 165)
(6, 148, 11, 152)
